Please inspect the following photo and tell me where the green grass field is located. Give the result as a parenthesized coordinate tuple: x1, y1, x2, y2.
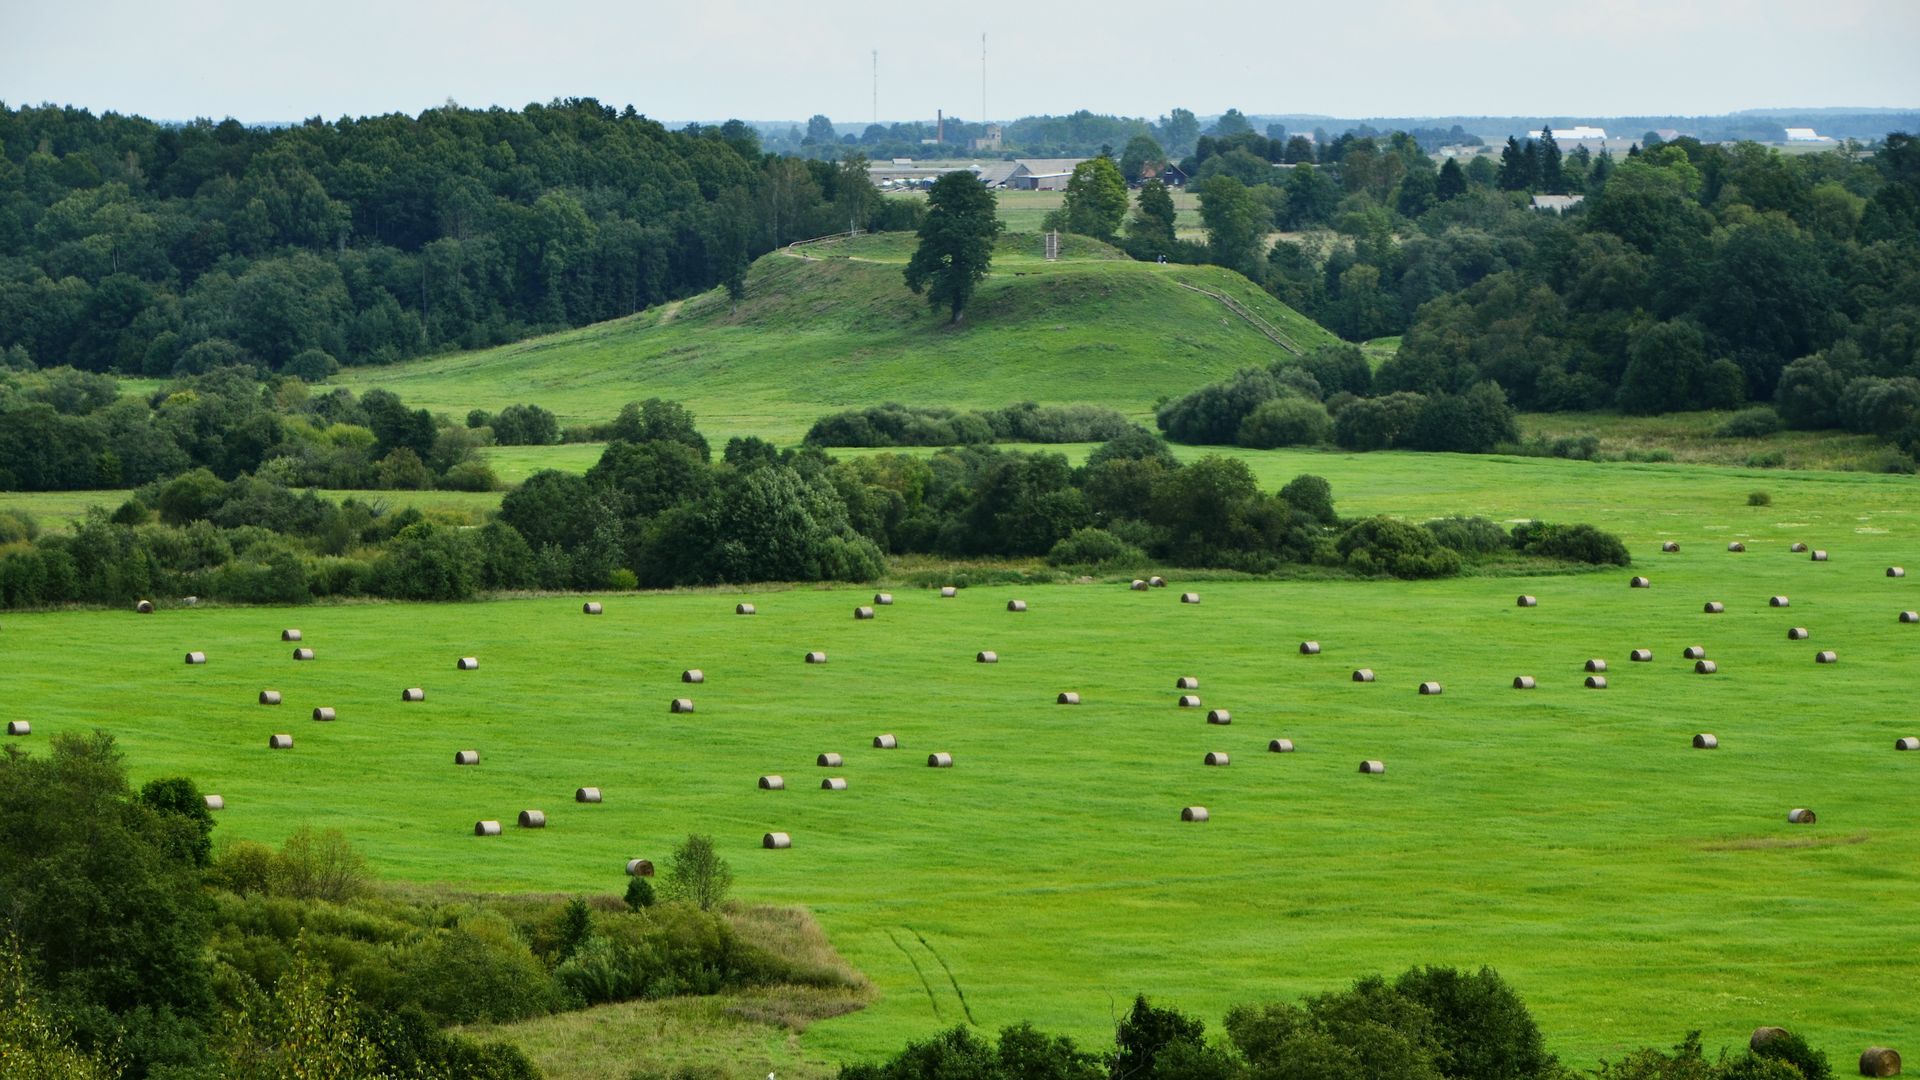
(6, 453, 1916, 1067)
(887, 188, 1204, 236)
(331, 235, 1335, 443)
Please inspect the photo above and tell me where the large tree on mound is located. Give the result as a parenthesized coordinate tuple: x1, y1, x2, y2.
(905, 171, 1003, 324)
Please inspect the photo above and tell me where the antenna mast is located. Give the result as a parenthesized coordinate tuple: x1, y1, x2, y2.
(981, 34, 987, 126)
(872, 50, 878, 127)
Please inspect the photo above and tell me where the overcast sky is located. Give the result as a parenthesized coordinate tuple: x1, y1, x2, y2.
(4, 0, 1916, 126)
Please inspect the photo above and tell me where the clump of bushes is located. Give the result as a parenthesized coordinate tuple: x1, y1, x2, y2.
(803, 402, 1134, 447)
(1336, 517, 1462, 579)
(1747, 490, 1772, 506)
(1046, 527, 1147, 569)
(1513, 521, 1632, 565)
(1718, 407, 1782, 438)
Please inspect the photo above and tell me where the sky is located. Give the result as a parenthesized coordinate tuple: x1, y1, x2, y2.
(4, 0, 1917, 126)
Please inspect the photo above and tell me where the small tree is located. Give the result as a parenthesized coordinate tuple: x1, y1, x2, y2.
(623, 877, 656, 911)
(1129, 180, 1178, 256)
(661, 833, 733, 911)
(904, 171, 1002, 324)
(1063, 157, 1129, 241)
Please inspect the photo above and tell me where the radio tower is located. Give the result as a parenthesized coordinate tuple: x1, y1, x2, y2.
(981, 34, 987, 126)
(871, 50, 878, 127)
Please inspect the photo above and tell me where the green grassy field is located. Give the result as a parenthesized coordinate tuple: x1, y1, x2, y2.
(331, 235, 1335, 444)
(5, 453, 1916, 1067)
(887, 187, 1204, 236)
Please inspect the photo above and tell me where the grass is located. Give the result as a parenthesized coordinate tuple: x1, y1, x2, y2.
(886, 187, 1204, 236)
(6, 452, 1918, 1067)
(1519, 410, 1898, 471)
(331, 234, 1336, 443)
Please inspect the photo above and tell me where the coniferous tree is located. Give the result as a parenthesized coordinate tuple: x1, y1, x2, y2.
(1436, 158, 1468, 201)
(1498, 137, 1528, 191)
(1539, 126, 1566, 194)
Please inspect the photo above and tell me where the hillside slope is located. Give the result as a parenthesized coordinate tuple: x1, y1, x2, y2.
(336, 233, 1337, 442)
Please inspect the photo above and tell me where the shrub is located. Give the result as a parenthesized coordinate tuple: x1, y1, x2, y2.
(1512, 521, 1632, 565)
(1237, 397, 1332, 448)
(1336, 517, 1462, 579)
(1085, 428, 1178, 469)
(1747, 490, 1772, 506)
(1717, 407, 1781, 438)
(1156, 368, 1285, 444)
(1045, 528, 1147, 569)
(438, 460, 500, 492)
(490, 403, 560, 446)
(1549, 434, 1601, 460)
(660, 834, 732, 912)
(1279, 474, 1337, 525)
(284, 349, 339, 382)
(624, 878, 657, 911)
(1332, 392, 1427, 450)
(1748, 1029, 1831, 1080)
(1404, 383, 1519, 454)
(1745, 451, 1786, 468)
(1423, 516, 1511, 555)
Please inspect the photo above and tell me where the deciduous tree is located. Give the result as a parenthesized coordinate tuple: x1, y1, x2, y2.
(904, 171, 1002, 323)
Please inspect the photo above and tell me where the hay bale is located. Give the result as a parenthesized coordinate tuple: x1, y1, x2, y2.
(940, 586, 957, 598)
(1585, 675, 1608, 689)
(682, 669, 705, 683)
(670, 698, 695, 713)
(1703, 601, 1724, 613)
(874, 592, 894, 605)
(1770, 595, 1790, 607)
(268, 734, 292, 749)
(805, 651, 827, 664)
(1896, 737, 1920, 751)
(1204, 751, 1231, 766)
(1299, 641, 1321, 655)
(1684, 646, 1707, 659)
(136, 599, 154, 614)
(1859, 1047, 1901, 1077)
(854, 606, 875, 620)
(184, 651, 206, 665)
(1268, 738, 1295, 753)
(204, 795, 224, 810)
(873, 734, 897, 749)
(258, 690, 281, 705)
(582, 602, 603, 615)
(454, 750, 479, 765)
(627, 858, 655, 876)
(1787, 627, 1809, 640)
(1177, 694, 1201, 708)
(1695, 660, 1718, 674)
(293, 647, 316, 661)
(1889, 567, 1907, 578)
(1662, 541, 1679, 552)
(1812, 549, 1829, 562)
(821, 777, 848, 791)
(1750, 1028, 1789, 1051)
(1180, 592, 1200, 604)
(474, 820, 501, 836)
(763, 832, 792, 849)
(517, 810, 546, 828)
(1692, 733, 1718, 749)
(736, 602, 757, 615)
(1418, 681, 1442, 695)
(976, 650, 998, 664)
(281, 629, 301, 641)
(1130, 579, 1149, 591)
(1181, 806, 1209, 822)
(1176, 676, 1199, 689)
(1630, 649, 1653, 662)
(456, 656, 478, 670)
(1057, 692, 1081, 705)
(401, 687, 425, 702)
(1206, 709, 1231, 725)
(1630, 576, 1650, 589)
(1006, 599, 1027, 612)
(576, 787, 602, 803)
(1517, 595, 1537, 607)
(1585, 659, 1608, 672)
(1149, 576, 1167, 587)
(816, 752, 843, 767)
(311, 707, 336, 722)
(1728, 542, 1746, 552)
(1815, 650, 1838, 664)
(5, 721, 29, 736)
(1903, 611, 1920, 624)
(1791, 542, 1808, 553)
(1512, 676, 1536, 690)
(1352, 668, 1375, 683)
(1787, 807, 1816, 824)
(759, 775, 785, 790)
(927, 752, 953, 768)
(1359, 760, 1386, 774)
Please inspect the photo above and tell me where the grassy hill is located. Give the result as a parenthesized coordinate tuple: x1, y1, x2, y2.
(334, 234, 1337, 443)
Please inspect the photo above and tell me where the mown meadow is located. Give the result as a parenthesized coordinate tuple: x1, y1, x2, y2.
(3, 452, 1914, 1066)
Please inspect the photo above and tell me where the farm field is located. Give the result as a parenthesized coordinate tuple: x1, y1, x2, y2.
(4, 455, 1916, 1066)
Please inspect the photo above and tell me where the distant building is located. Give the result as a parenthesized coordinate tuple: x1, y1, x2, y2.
(974, 161, 1022, 188)
(1549, 126, 1608, 141)
(970, 124, 1004, 152)
(1530, 194, 1586, 213)
(1784, 127, 1833, 142)
(1006, 158, 1087, 191)
(1653, 128, 1683, 142)
(1138, 161, 1189, 187)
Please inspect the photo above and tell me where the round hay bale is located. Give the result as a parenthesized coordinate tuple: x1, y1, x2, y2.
(583, 602, 603, 615)
(1630, 649, 1653, 662)
(926, 752, 953, 768)
(1206, 709, 1231, 725)
(821, 777, 848, 791)
(976, 650, 998, 664)
(1702, 601, 1724, 613)
(1750, 1028, 1789, 1051)
(456, 656, 478, 670)
(1204, 751, 1230, 766)
(1299, 641, 1320, 655)
(1889, 567, 1907, 578)
(1787, 627, 1809, 640)
(627, 858, 655, 876)
(454, 750, 479, 765)
(1359, 760, 1386, 774)
(1006, 599, 1027, 612)
(1859, 1047, 1901, 1077)
(1418, 681, 1442, 695)
(763, 832, 792, 849)
(736, 602, 757, 615)
(1181, 806, 1209, 822)
(670, 698, 694, 713)
(1630, 576, 1650, 589)
(1512, 676, 1536, 690)
(816, 752, 843, 767)
(1585, 675, 1608, 689)
(1176, 676, 1199, 690)
(854, 605, 875, 620)
(873, 734, 897, 749)
(1692, 733, 1718, 749)
(268, 734, 292, 749)
(1180, 592, 1201, 604)
(759, 775, 785, 790)
(401, 687, 425, 702)
(1815, 650, 1838, 664)
(1662, 541, 1680, 552)
(1057, 692, 1081, 705)
(1791, 542, 1808, 553)
(5, 721, 30, 736)
(1770, 595, 1790, 607)
(1352, 668, 1375, 683)
(1516, 595, 1537, 607)
(1902, 611, 1920, 624)
(805, 651, 827, 664)
(517, 810, 546, 829)
(1728, 541, 1746, 552)
(1149, 576, 1167, 587)
(204, 794, 225, 810)
(281, 629, 302, 641)
(292, 647, 316, 661)
(1694, 659, 1718, 674)
(1683, 646, 1706, 659)
(874, 592, 894, 605)
(1812, 549, 1829, 562)
(184, 651, 206, 665)
(1269, 738, 1295, 753)
(1787, 807, 1816, 824)
(1130, 579, 1149, 591)
(136, 599, 154, 614)
(1896, 737, 1920, 751)
(576, 787, 602, 803)
(682, 669, 705, 683)
(311, 707, 336, 722)
(940, 586, 957, 598)
(1585, 659, 1608, 673)
(1177, 694, 1201, 708)
(474, 820, 501, 836)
